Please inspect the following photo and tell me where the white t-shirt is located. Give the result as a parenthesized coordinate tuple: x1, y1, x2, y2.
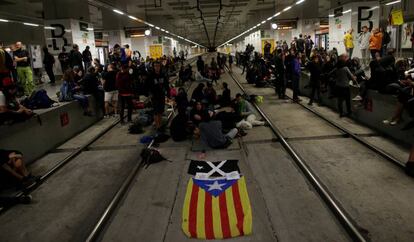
(0, 90, 6, 106)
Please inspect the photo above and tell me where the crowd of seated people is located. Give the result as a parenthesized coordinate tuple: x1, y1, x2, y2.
(169, 61, 265, 148)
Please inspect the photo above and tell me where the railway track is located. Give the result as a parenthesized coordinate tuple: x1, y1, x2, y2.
(225, 65, 368, 241)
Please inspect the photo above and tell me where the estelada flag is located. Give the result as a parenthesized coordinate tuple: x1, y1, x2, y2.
(188, 160, 240, 177)
(182, 176, 252, 239)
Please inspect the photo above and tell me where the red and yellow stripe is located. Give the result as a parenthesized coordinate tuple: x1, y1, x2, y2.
(182, 177, 252, 239)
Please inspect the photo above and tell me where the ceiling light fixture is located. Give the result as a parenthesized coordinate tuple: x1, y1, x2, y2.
(23, 22, 39, 27)
(108, 5, 205, 48)
(144, 29, 151, 36)
(343, 9, 351, 14)
(113, 9, 124, 15)
(328, 14, 334, 17)
(385, 0, 401, 5)
(86, 27, 94, 31)
(0, 19, 9, 22)
(218, 0, 307, 47)
(271, 23, 278, 29)
(44, 26, 56, 30)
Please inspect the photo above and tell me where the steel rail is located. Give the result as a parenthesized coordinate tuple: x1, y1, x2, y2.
(226, 66, 367, 242)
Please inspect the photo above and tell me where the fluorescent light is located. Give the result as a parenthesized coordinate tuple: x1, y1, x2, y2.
(267, 17, 273, 21)
(283, 6, 292, 11)
(44, 26, 56, 30)
(128, 15, 138, 20)
(155, 26, 160, 30)
(261, 20, 266, 24)
(113, 9, 124, 15)
(86, 27, 94, 31)
(329, 14, 334, 17)
(274, 12, 281, 17)
(0, 19, 9, 22)
(165, 30, 169, 33)
(385, 0, 401, 5)
(131, 34, 145, 37)
(368, 6, 379, 11)
(296, 0, 305, 4)
(343, 9, 351, 13)
(23, 22, 39, 27)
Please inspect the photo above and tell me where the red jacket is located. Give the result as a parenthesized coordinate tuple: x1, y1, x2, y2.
(116, 71, 133, 96)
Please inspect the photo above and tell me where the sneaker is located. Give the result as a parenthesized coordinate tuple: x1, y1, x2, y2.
(383, 119, 391, 125)
(390, 120, 398, 126)
(352, 95, 363, 101)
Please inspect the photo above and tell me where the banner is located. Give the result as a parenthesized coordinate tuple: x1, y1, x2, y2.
(182, 177, 252, 239)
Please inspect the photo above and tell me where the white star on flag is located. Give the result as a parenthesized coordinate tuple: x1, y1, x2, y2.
(207, 181, 225, 191)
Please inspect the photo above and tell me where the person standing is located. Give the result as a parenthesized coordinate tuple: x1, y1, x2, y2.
(380, 27, 391, 56)
(102, 64, 118, 117)
(273, 49, 286, 99)
(306, 55, 322, 105)
(13, 42, 34, 96)
(344, 28, 354, 58)
(116, 64, 133, 123)
(148, 61, 168, 130)
(358, 26, 371, 68)
(124, 44, 132, 61)
(69, 44, 83, 71)
(42, 47, 55, 84)
(369, 28, 383, 59)
(296, 34, 305, 54)
(305, 35, 314, 59)
(330, 54, 356, 117)
(58, 47, 70, 73)
(228, 54, 233, 73)
(82, 46, 92, 71)
(291, 51, 302, 102)
(196, 56, 204, 74)
(263, 41, 271, 59)
(0, 41, 14, 89)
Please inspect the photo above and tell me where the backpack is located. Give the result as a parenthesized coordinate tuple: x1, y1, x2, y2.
(25, 89, 54, 109)
(128, 120, 144, 134)
(140, 147, 171, 168)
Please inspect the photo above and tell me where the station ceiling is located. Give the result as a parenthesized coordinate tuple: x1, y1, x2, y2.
(1, 0, 334, 47)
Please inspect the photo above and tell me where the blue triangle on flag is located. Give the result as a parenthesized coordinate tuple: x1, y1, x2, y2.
(192, 177, 239, 197)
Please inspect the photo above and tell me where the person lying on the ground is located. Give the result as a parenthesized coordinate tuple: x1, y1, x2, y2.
(0, 149, 39, 189)
(198, 115, 239, 149)
(0, 85, 34, 124)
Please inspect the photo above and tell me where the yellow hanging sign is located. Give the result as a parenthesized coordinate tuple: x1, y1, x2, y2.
(391, 9, 404, 26)
(149, 45, 163, 59)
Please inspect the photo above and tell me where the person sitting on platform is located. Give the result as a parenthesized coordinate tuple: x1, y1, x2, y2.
(0, 149, 39, 190)
(218, 82, 231, 107)
(0, 85, 34, 124)
(190, 101, 209, 127)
